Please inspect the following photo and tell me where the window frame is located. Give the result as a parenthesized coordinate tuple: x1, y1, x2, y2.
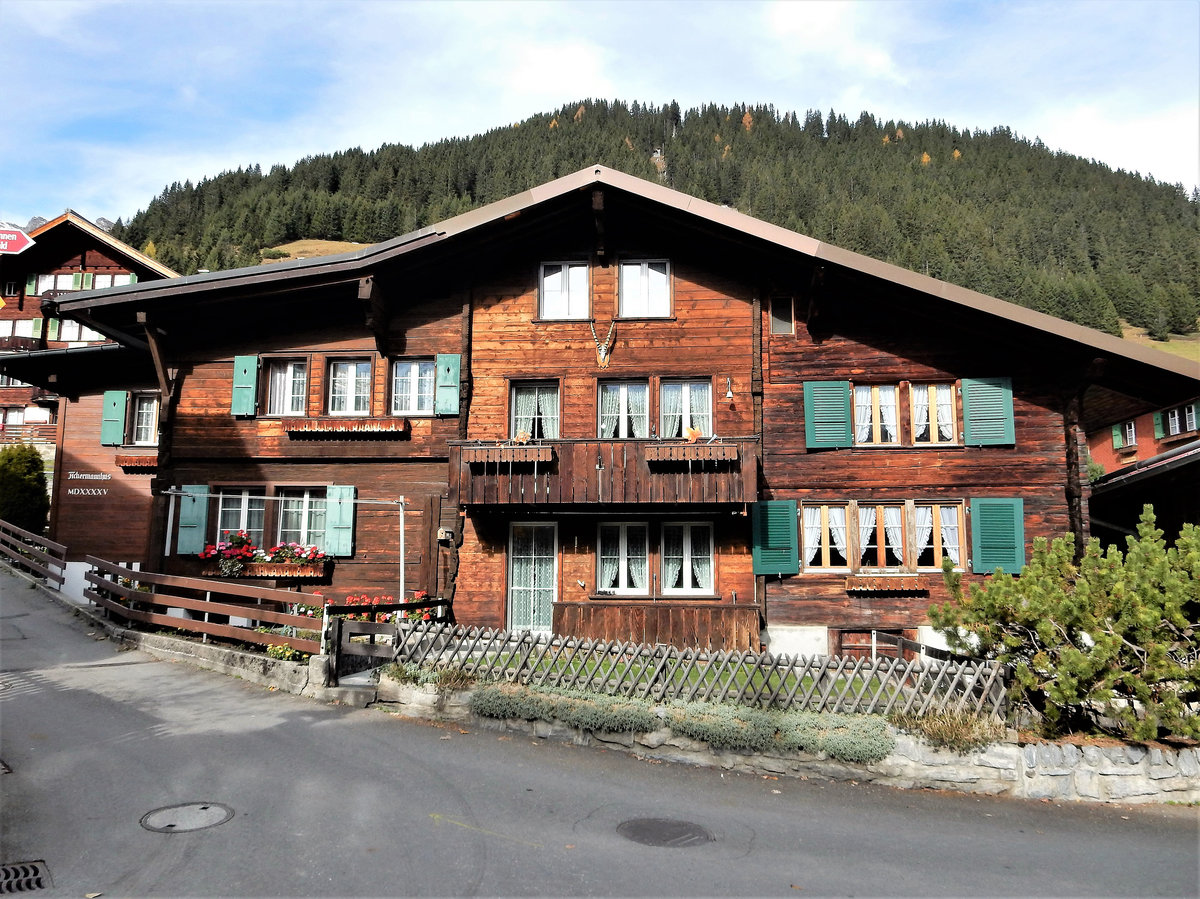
(1122, 420, 1137, 447)
(801, 499, 966, 573)
(596, 522, 651, 596)
(598, 379, 650, 439)
(215, 488, 267, 548)
(510, 380, 560, 440)
(1166, 403, 1196, 437)
(276, 487, 328, 549)
(852, 384, 900, 446)
(769, 295, 795, 335)
(660, 521, 715, 596)
(391, 358, 436, 416)
(130, 393, 159, 446)
(327, 358, 373, 416)
(538, 262, 589, 320)
(910, 382, 958, 445)
(659, 378, 712, 439)
(618, 259, 671, 318)
(265, 358, 309, 416)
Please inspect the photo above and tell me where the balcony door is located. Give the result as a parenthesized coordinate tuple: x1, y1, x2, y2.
(508, 523, 556, 633)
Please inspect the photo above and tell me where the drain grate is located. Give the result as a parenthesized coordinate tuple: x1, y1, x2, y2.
(0, 860, 51, 894)
(140, 802, 234, 834)
(616, 818, 714, 848)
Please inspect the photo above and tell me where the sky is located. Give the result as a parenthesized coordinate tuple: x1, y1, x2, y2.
(1, 0, 1197, 228)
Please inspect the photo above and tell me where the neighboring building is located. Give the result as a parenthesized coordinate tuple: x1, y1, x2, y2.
(1088, 397, 1198, 475)
(4, 167, 1196, 654)
(0, 211, 175, 440)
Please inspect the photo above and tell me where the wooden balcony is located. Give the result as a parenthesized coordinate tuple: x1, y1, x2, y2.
(0, 423, 57, 444)
(449, 437, 757, 506)
(553, 599, 761, 651)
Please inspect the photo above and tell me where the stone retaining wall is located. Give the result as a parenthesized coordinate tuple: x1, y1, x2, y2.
(375, 678, 1200, 805)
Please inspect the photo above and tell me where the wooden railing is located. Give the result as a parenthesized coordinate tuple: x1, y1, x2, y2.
(0, 423, 57, 443)
(395, 621, 1010, 719)
(83, 556, 325, 654)
(0, 519, 67, 588)
(321, 597, 451, 685)
(449, 437, 758, 506)
(553, 599, 760, 651)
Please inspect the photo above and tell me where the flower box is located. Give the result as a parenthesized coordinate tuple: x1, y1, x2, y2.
(202, 561, 330, 579)
(282, 417, 410, 439)
(645, 442, 739, 463)
(462, 444, 554, 464)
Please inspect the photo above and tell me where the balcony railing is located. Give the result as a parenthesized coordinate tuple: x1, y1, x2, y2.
(449, 437, 758, 506)
(0, 423, 57, 443)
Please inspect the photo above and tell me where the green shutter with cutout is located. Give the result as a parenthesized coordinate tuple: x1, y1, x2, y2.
(176, 485, 210, 555)
(25, 274, 37, 297)
(230, 355, 258, 416)
(803, 381, 853, 449)
(1153, 413, 1164, 439)
(434, 353, 461, 416)
(752, 500, 799, 576)
(128, 273, 138, 284)
(970, 497, 1025, 574)
(962, 377, 1015, 445)
(1111, 424, 1124, 449)
(82, 273, 94, 290)
(325, 485, 356, 556)
(100, 390, 127, 445)
(71, 272, 83, 290)
(46, 319, 59, 341)
(31, 318, 42, 338)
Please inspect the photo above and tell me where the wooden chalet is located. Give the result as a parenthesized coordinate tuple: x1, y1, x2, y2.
(8, 166, 1197, 654)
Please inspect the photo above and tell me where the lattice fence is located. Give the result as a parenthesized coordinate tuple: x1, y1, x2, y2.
(394, 621, 1009, 720)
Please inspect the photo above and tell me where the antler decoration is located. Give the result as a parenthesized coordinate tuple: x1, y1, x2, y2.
(590, 320, 617, 369)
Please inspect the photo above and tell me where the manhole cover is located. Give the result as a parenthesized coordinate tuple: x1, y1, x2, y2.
(616, 817, 714, 848)
(0, 860, 51, 893)
(140, 802, 234, 833)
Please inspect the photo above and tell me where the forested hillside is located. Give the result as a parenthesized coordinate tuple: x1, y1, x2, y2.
(112, 100, 1198, 339)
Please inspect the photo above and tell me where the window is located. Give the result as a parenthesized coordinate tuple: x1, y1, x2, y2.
(216, 489, 266, 547)
(661, 523, 713, 594)
(3, 282, 16, 297)
(597, 523, 649, 595)
(0, 321, 11, 338)
(13, 319, 38, 338)
(598, 381, 649, 438)
(328, 359, 372, 415)
(618, 260, 670, 317)
(4, 407, 25, 425)
(769, 295, 794, 335)
(802, 500, 967, 572)
(856, 503, 906, 568)
(1112, 420, 1137, 450)
(100, 391, 159, 446)
(131, 395, 159, 445)
(801, 504, 851, 569)
(36, 274, 78, 294)
(266, 359, 308, 416)
(511, 382, 559, 439)
(92, 273, 134, 289)
(853, 384, 899, 444)
(660, 379, 711, 439)
(277, 488, 327, 548)
(59, 320, 81, 342)
(911, 383, 956, 444)
(915, 503, 963, 570)
(1165, 403, 1197, 437)
(392, 359, 435, 415)
(539, 263, 588, 319)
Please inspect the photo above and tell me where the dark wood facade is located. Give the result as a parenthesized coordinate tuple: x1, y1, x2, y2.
(11, 166, 1196, 654)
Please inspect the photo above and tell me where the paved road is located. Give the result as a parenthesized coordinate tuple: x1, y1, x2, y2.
(2, 570, 1197, 897)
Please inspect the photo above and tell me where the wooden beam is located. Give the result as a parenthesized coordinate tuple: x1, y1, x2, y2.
(592, 189, 606, 261)
(358, 275, 388, 357)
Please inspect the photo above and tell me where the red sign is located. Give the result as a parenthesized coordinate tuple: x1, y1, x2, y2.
(0, 228, 34, 255)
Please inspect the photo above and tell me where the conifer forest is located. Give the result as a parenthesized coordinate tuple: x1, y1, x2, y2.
(112, 100, 1199, 339)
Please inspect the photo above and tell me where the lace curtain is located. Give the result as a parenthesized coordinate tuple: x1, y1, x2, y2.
(599, 385, 621, 438)
(913, 385, 930, 441)
(627, 384, 648, 438)
(661, 383, 683, 438)
(690, 525, 712, 590)
(883, 505, 904, 563)
(627, 526, 647, 588)
(939, 506, 961, 564)
(828, 506, 848, 564)
(914, 505, 935, 563)
(663, 525, 683, 588)
(935, 384, 954, 440)
(858, 505, 877, 564)
(854, 385, 874, 442)
(802, 506, 822, 566)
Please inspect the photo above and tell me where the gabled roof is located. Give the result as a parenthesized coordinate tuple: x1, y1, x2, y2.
(37, 164, 1200, 423)
(29, 210, 177, 279)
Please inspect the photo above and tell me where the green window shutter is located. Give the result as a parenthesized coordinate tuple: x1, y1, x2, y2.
(803, 380, 853, 448)
(82, 273, 94, 290)
(71, 272, 83, 290)
(230, 355, 258, 416)
(970, 498, 1025, 574)
(177, 485, 210, 555)
(752, 500, 799, 576)
(100, 390, 128, 445)
(25, 274, 37, 296)
(1111, 424, 1124, 449)
(434, 353, 461, 415)
(128, 273, 138, 284)
(962, 377, 1015, 445)
(325, 485, 356, 556)
(1153, 413, 1164, 439)
(31, 318, 42, 338)
(46, 319, 59, 341)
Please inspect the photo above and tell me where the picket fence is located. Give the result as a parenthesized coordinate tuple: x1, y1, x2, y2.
(393, 620, 1009, 720)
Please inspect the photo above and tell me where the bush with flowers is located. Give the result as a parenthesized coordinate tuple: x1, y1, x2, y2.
(343, 593, 396, 622)
(405, 589, 434, 621)
(198, 531, 327, 577)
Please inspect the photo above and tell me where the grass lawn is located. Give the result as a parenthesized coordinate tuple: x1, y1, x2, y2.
(1120, 321, 1200, 367)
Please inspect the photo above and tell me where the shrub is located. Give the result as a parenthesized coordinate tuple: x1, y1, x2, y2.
(0, 444, 49, 534)
(266, 644, 307, 662)
(930, 506, 1200, 741)
(890, 712, 1006, 754)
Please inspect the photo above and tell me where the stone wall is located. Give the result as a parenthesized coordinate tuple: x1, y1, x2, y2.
(375, 678, 1200, 805)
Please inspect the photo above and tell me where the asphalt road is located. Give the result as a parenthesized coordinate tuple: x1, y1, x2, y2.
(2, 570, 1197, 898)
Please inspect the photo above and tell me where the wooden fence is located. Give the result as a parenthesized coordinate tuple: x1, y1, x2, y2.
(0, 519, 67, 588)
(83, 556, 324, 654)
(394, 621, 1009, 719)
(323, 598, 452, 685)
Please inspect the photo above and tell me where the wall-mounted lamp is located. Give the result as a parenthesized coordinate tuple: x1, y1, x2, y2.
(596, 450, 604, 471)
(725, 377, 735, 400)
